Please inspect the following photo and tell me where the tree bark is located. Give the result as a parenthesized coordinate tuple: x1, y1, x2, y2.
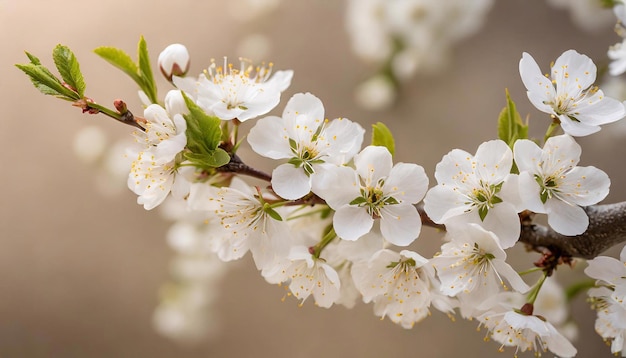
(418, 202, 626, 259)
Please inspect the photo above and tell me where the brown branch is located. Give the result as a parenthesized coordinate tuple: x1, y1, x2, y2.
(417, 202, 626, 259)
(518, 202, 626, 259)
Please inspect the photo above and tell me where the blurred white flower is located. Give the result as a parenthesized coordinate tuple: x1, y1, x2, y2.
(345, 0, 493, 74)
(73, 125, 107, 164)
(354, 75, 396, 111)
(547, 0, 614, 33)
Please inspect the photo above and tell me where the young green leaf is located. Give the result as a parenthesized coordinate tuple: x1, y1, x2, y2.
(184, 149, 230, 169)
(371, 122, 395, 156)
(52, 44, 86, 97)
(182, 93, 223, 154)
(94, 46, 142, 84)
(498, 88, 528, 148)
(15, 62, 78, 100)
(25, 51, 42, 65)
(137, 36, 158, 104)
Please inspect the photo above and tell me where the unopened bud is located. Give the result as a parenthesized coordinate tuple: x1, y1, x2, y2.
(520, 303, 534, 316)
(158, 44, 190, 81)
(114, 99, 127, 114)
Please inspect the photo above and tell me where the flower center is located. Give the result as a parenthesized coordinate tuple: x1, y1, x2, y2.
(286, 121, 328, 176)
(349, 178, 399, 218)
(466, 180, 503, 221)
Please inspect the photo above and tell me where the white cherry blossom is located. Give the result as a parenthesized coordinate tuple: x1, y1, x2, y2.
(609, 39, 626, 77)
(316, 145, 428, 246)
(247, 92, 365, 200)
(430, 224, 529, 308)
(127, 95, 189, 210)
(127, 150, 190, 210)
(188, 180, 289, 271)
(514, 134, 610, 236)
(423, 139, 521, 248)
(264, 245, 341, 308)
(351, 249, 448, 329)
(477, 306, 577, 357)
(519, 49, 625, 136)
(173, 57, 293, 122)
(585, 246, 626, 355)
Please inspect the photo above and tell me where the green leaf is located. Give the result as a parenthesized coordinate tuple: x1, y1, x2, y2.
(498, 89, 529, 148)
(371, 122, 395, 156)
(25, 51, 42, 65)
(52, 44, 86, 96)
(184, 149, 230, 169)
(137, 36, 158, 104)
(15, 62, 78, 100)
(93, 46, 142, 85)
(182, 92, 224, 157)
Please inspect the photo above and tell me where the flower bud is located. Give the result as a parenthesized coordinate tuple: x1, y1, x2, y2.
(158, 44, 190, 81)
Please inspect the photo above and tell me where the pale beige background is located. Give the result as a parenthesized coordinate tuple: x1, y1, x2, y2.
(2, 1, 626, 357)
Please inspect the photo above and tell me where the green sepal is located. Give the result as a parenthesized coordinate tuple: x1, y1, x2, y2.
(371, 122, 395, 156)
(498, 89, 529, 149)
(491, 195, 503, 205)
(263, 204, 283, 221)
(384, 196, 399, 205)
(479, 206, 489, 221)
(349, 197, 367, 206)
(52, 44, 86, 97)
(288, 157, 303, 167)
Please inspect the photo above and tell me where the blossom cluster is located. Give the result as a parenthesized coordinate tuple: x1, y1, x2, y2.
(107, 36, 626, 356)
(17, 4, 626, 355)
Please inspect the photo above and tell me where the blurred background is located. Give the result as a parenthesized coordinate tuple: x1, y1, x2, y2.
(2, 0, 626, 357)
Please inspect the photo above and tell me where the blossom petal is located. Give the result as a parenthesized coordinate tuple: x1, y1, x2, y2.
(585, 256, 626, 283)
(333, 206, 374, 241)
(552, 49, 596, 96)
(519, 52, 555, 115)
(558, 166, 609, 206)
(423, 185, 471, 223)
(271, 163, 312, 200)
(314, 165, 361, 209)
(491, 260, 530, 293)
(513, 139, 543, 174)
(354, 146, 393, 184)
(474, 140, 513, 181)
(247, 115, 292, 159)
(379, 204, 421, 246)
(282, 92, 325, 125)
(545, 198, 589, 236)
(383, 163, 429, 204)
